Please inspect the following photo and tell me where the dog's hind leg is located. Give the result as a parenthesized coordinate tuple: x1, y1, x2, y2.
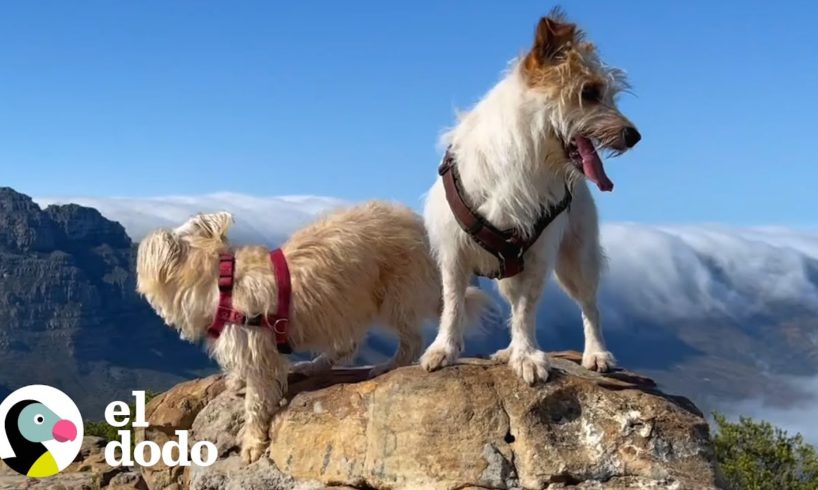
(393, 325, 423, 367)
(554, 185, 615, 372)
(370, 320, 423, 377)
(291, 340, 361, 376)
(291, 353, 336, 376)
(555, 241, 615, 372)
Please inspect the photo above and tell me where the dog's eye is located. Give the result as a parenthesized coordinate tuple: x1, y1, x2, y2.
(581, 85, 602, 103)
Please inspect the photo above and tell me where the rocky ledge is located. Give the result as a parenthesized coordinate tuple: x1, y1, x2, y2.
(136, 352, 722, 490)
(1, 353, 723, 489)
(0, 436, 147, 489)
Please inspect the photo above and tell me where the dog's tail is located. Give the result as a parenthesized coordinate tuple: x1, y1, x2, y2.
(463, 285, 495, 332)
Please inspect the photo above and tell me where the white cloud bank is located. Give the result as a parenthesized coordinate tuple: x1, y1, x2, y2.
(38, 192, 818, 326)
(35, 193, 818, 442)
(38, 193, 348, 247)
(722, 375, 818, 444)
(600, 223, 818, 322)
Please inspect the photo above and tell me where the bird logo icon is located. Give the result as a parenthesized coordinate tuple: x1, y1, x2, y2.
(0, 385, 83, 478)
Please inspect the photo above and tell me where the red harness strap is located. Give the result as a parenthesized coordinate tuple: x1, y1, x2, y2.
(207, 249, 293, 354)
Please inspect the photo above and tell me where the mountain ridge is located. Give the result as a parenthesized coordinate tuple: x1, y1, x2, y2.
(0, 187, 215, 419)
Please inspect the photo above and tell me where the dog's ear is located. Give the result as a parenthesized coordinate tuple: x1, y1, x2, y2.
(136, 230, 189, 289)
(176, 212, 234, 241)
(532, 14, 577, 62)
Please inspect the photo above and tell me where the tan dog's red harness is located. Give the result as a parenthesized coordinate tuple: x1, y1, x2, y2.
(207, 249, 293, 354)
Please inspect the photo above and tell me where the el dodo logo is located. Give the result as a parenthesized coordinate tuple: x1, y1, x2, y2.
(2, 388, 217, 478)
(0, 385, 82, 478)
(103, 391, 217, 468)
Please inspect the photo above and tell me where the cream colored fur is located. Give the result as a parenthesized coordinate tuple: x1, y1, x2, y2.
(421, 13, 639, 384)
(136, 201, 488, 463)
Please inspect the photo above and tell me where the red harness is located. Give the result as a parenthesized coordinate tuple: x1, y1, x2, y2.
(206, 249, 293, 354)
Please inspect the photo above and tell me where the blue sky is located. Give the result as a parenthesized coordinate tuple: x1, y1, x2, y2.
(2, 1, 817, 226)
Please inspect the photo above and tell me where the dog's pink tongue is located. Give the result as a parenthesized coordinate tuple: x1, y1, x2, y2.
(575, 136, 614, 192)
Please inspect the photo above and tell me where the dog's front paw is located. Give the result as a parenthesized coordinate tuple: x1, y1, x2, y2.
(240, 435, 267, 464)
(420, 340, 461, 372)
(225, 374, 245, 393)
(490, 346, 512, 364)
(509, 348, 550, 385)
(582, 350, 616, 373)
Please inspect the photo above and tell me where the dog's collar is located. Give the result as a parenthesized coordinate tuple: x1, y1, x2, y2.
(438, 149, 572, 279)
(206, 249, 293, 354)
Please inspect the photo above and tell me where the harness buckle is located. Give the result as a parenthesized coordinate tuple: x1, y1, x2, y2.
(246, 314, 263, 326)
(497, 248, 525, 278)
(271, 318, 289, 336)
(497, 246, 524, 262)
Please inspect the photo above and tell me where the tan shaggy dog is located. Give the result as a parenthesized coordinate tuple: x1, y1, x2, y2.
(136, 201, 488, 463)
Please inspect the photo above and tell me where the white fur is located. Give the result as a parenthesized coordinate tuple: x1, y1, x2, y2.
(421, 62, 617, 384)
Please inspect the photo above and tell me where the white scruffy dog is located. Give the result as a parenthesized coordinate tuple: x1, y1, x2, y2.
(136, 201, 488, 463)
(420, 10, 641, 384)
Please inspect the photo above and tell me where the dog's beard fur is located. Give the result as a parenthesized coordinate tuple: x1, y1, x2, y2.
(521, 7, 635, 148)
(136, 213, 231, 344)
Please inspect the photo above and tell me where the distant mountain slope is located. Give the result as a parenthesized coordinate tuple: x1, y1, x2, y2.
(467, 287, 818, 413)
(0, 187, 215, 419)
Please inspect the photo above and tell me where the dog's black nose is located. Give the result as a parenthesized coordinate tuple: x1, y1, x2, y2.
(622, 127, 641, 148)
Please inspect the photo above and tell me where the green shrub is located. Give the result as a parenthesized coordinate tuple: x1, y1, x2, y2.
(83, 391, 158, 444)
(713, 412, 818, 490)
(84, 419, 121, 441)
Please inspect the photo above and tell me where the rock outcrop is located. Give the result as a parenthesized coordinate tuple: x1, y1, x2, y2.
(138, 353, 722, 490)
(0, 436, 147, 489)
